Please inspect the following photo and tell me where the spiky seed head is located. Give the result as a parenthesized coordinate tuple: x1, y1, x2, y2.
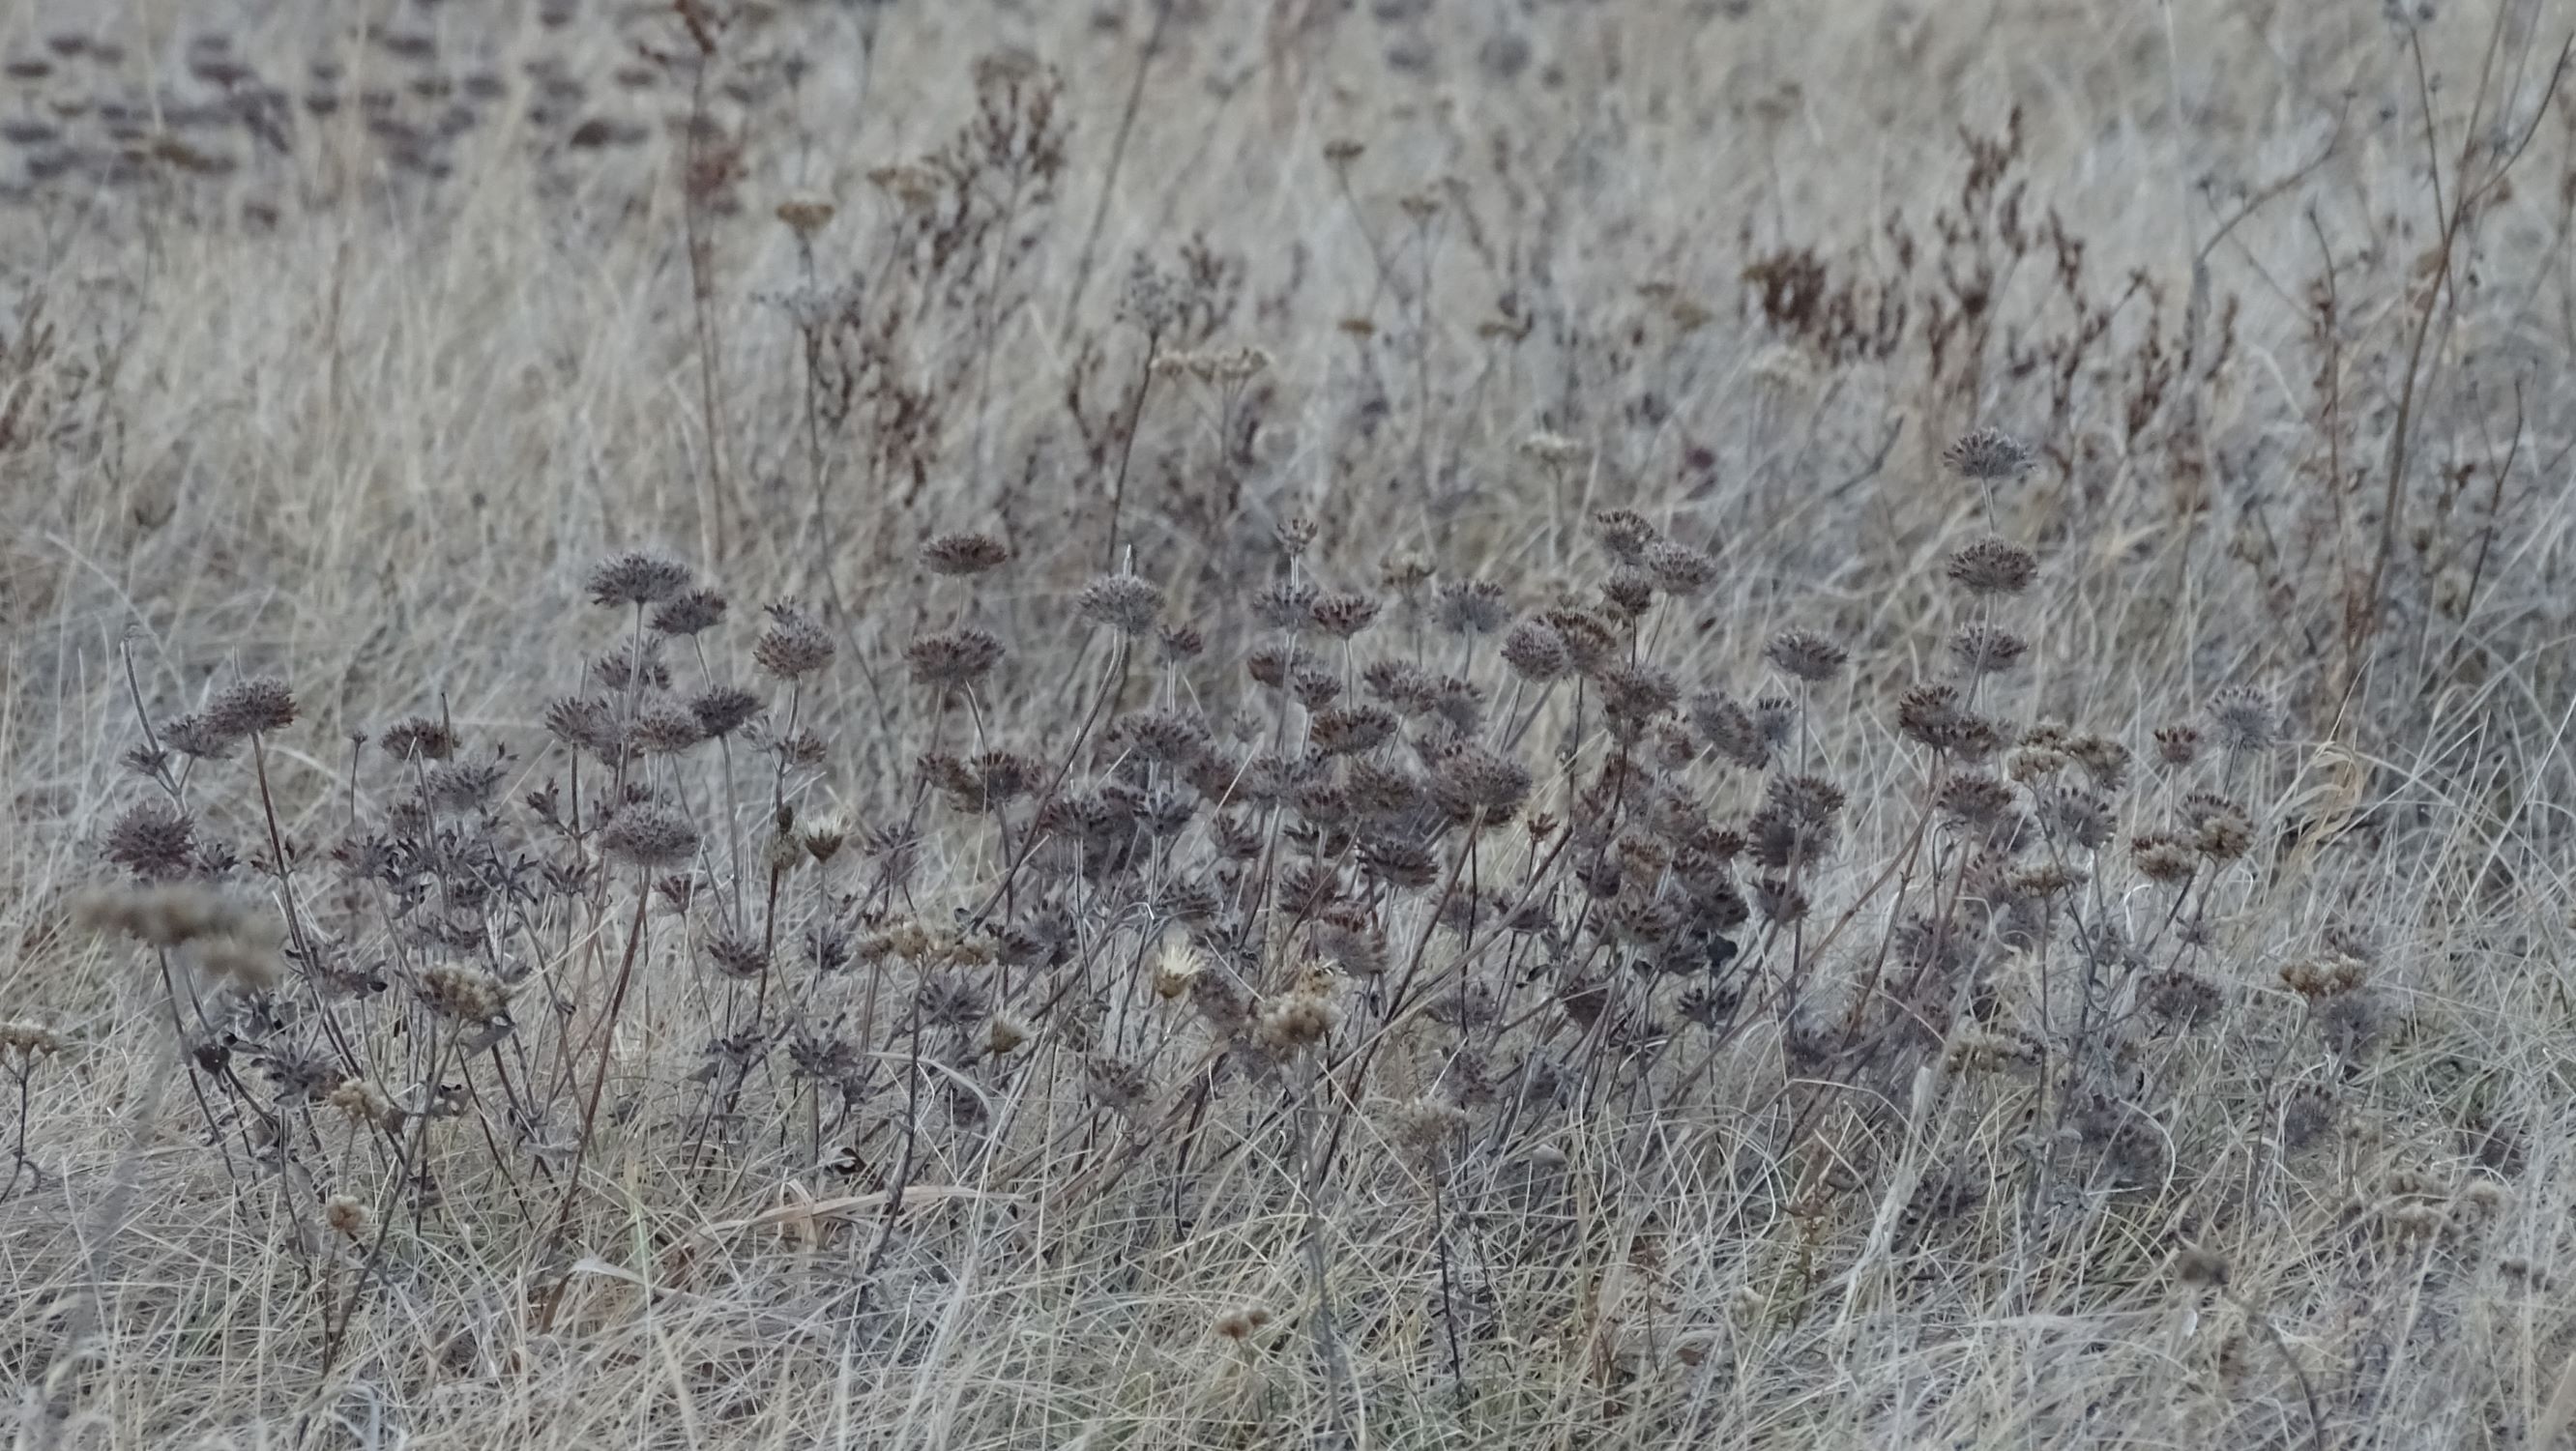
(586, 550, 691, 607)
(1500, 619, 1570, 682)
(689, 685, 763, 739)
(1539, 607, 1621, 677)
(629, 701, 708, 755)
(905, 627, 1005, 689)
(1076, 574, 1163, 635)
(1274, 516, 1319, 557)
(1428, 741, 1534, 824)
(1431, 579, 1510, 637)
(1598, 568, 1656, 621)
(2153, 723, 2202, 767)
(1158, 623, 1204, 660)
(2131, 831, 2198, 885)
(104, 799, 196, 880)
(2205, 684, 2283, 752)
(163, 712, 236, 761)
(1151, 938, 1202, 1001)
(1942, 426, 2034, 480)
(1948, 624, 2029, 676)
(921, 532, 1010, 576)
(542, 695, 625, 760)
(1643, 539, 1718, 596)
(1308, 591, 1383, 640)
(651, 588, 728, 636)
(753, 600, 834, 680)
(378, 716, 460, 761)
(208, 678, 298, 738)
(599, 802, 698, 868)
(1764, 628, 1848, 683)
(1589, 508, 1658, 566)
(1946, 537, 2039, 597)
(775, 196, 834, 237)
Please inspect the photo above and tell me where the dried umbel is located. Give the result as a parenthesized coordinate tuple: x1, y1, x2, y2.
(1941, 426, 2034, 481)
(599, 802, 699, 868)
(689, 686, 763, 739)
(1896, 683, 2004, 760)
(1500, 618, 1571, 682)
(1076, 574, 1162, 635)
(1689, 690, 1773, 770)
(905, 628, 1005, 689)
(1764, 628, 1848, 683)
(754, 601, 835, 680)
(1427, 742, 1534, 825)
(2181, 792, 2254, 861)
(208, 677, 299, 739)
(652, 588, 728, 637)
(1643, 539, 1718, 597)
(1308, 591, 1384, 640)
(1947, 624, 2029, 676)
(586, 550, 691, 607)
(2204, 684, 2284, 752)
(1945, 537, 2038, 597)
(104, 799, 196, 880)
(921, 532, 1010, 576)
(1591, 508, 1659, 566)
(1432, 579, 1510, 637)
(379, 716, 460, 761)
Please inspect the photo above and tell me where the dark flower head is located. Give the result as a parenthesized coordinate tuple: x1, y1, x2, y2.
(163, 712, 236, 761)
(105, 799, 197, 880)
(1941, 426, 2035, 480)
(1946, 537, 2039, 597)
(688, 685, 763, 739)
(1077, 574, 1163, 635)
(905, 627, 1006, 689)
(1252, 579, 1320, 631)
(543, 694, 626, 761)
(1764, 628, 1848, 683)
(1500, 619, 1570, 682)
(1947, 624, 2029, 676)
(1308, 591, 1383, 640)
(1591, 508, 1659, 566)
(1432, 579, 1510, 637)
(599, 802, 698, 868)
(1642, 539, 1717, 597)
(1428, 741, 1534, 825)
(629, 701, 708, 754)
(920, 532, 1010, 577)
(208, 678, 298, 738)
(379, 716, 459, 761)
(587, 550, 691, 607)
(753, 600, 834, 680)
(651, 588, 728, 637)
(2205, 684, 2283, 752)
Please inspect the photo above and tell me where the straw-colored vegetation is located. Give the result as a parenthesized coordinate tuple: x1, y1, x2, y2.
(4, 1, 2575, 1446)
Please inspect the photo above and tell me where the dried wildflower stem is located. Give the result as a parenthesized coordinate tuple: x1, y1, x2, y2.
(1058, 2, 1172, 343)
(539, 877, 655, 1297)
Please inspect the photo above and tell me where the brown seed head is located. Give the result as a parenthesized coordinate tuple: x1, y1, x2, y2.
(586, 550, 691, 607)
(1946, 537, 2039, 597)
(753, 600, 835, 680)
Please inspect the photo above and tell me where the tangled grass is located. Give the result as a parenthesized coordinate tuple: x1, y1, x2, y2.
(4, 1, 2576, 1447)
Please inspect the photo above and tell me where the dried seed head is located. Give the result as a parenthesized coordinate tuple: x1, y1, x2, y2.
(599, 802, 699, 868)
(2205, 684, 2283, 752)
(424, 759, 506, 811)
(753, 600, 834, 680)
(379, 716, 460, 761)
(2181, 792, 2254, 861)
(1897, 683, 2004, 760)
(2170, 1245, 2229, 1290)
(986, 1016, 1030, 1058)
(1942, 426, 2034, 480)
(689, 685, 763, 739)
(1076, 574, 1163, 635)
(1538, 607, 1621, 677)
(1428, 741, 1534, 825)
(1688, 690, 1771, 769)
(1255, 986, 1340, 1059)
(421, 963, 510, 1023)
(163, 712, 237, 761)
(1083, 1054, 1153, 1116)
(586, 550, 691, 607)
(326, 1077, 393, 1127)
(905, 627, 1006, 689)
(1308, 591, 1383, 639)
(104, 799, 197, 880)
(1519, 431, 1585, 466)
(1432, 579, 1510, 636)
(1274, 516, 1320, 557)
(1764, 628, 1848, 683)
(1598, 568, 1656, 621)
(208, 678, 298, 738)
(775, 195, 834, 237)
(704, 929, 769, 979)
(1591, 508, 1659, 566)
(1159, 624, 1204, 661)
(1946, 537, 2039, 597)
(2153, 723, 2202, 767)
(1935, 770, 2015, 827)
(591, 638, 671, 693)
(1214, 1306, 1274, 1341)
(1500, 618, 1571, 682)
(921, 532, 1010, 576)
(629, 700, 708, 754)
(1151, 938, 1202, 1001)
(1642, 539, 1718, 596)
(543, 695, 626, 761)
(1947, 624, 2029, 676)
(2130, 830, 2198, 885)
(651, 588, 728, 636)
(1379, 549, 1435, 595)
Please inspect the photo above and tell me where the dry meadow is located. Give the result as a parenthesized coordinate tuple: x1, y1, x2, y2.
(4, 0, 2576, 1446)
